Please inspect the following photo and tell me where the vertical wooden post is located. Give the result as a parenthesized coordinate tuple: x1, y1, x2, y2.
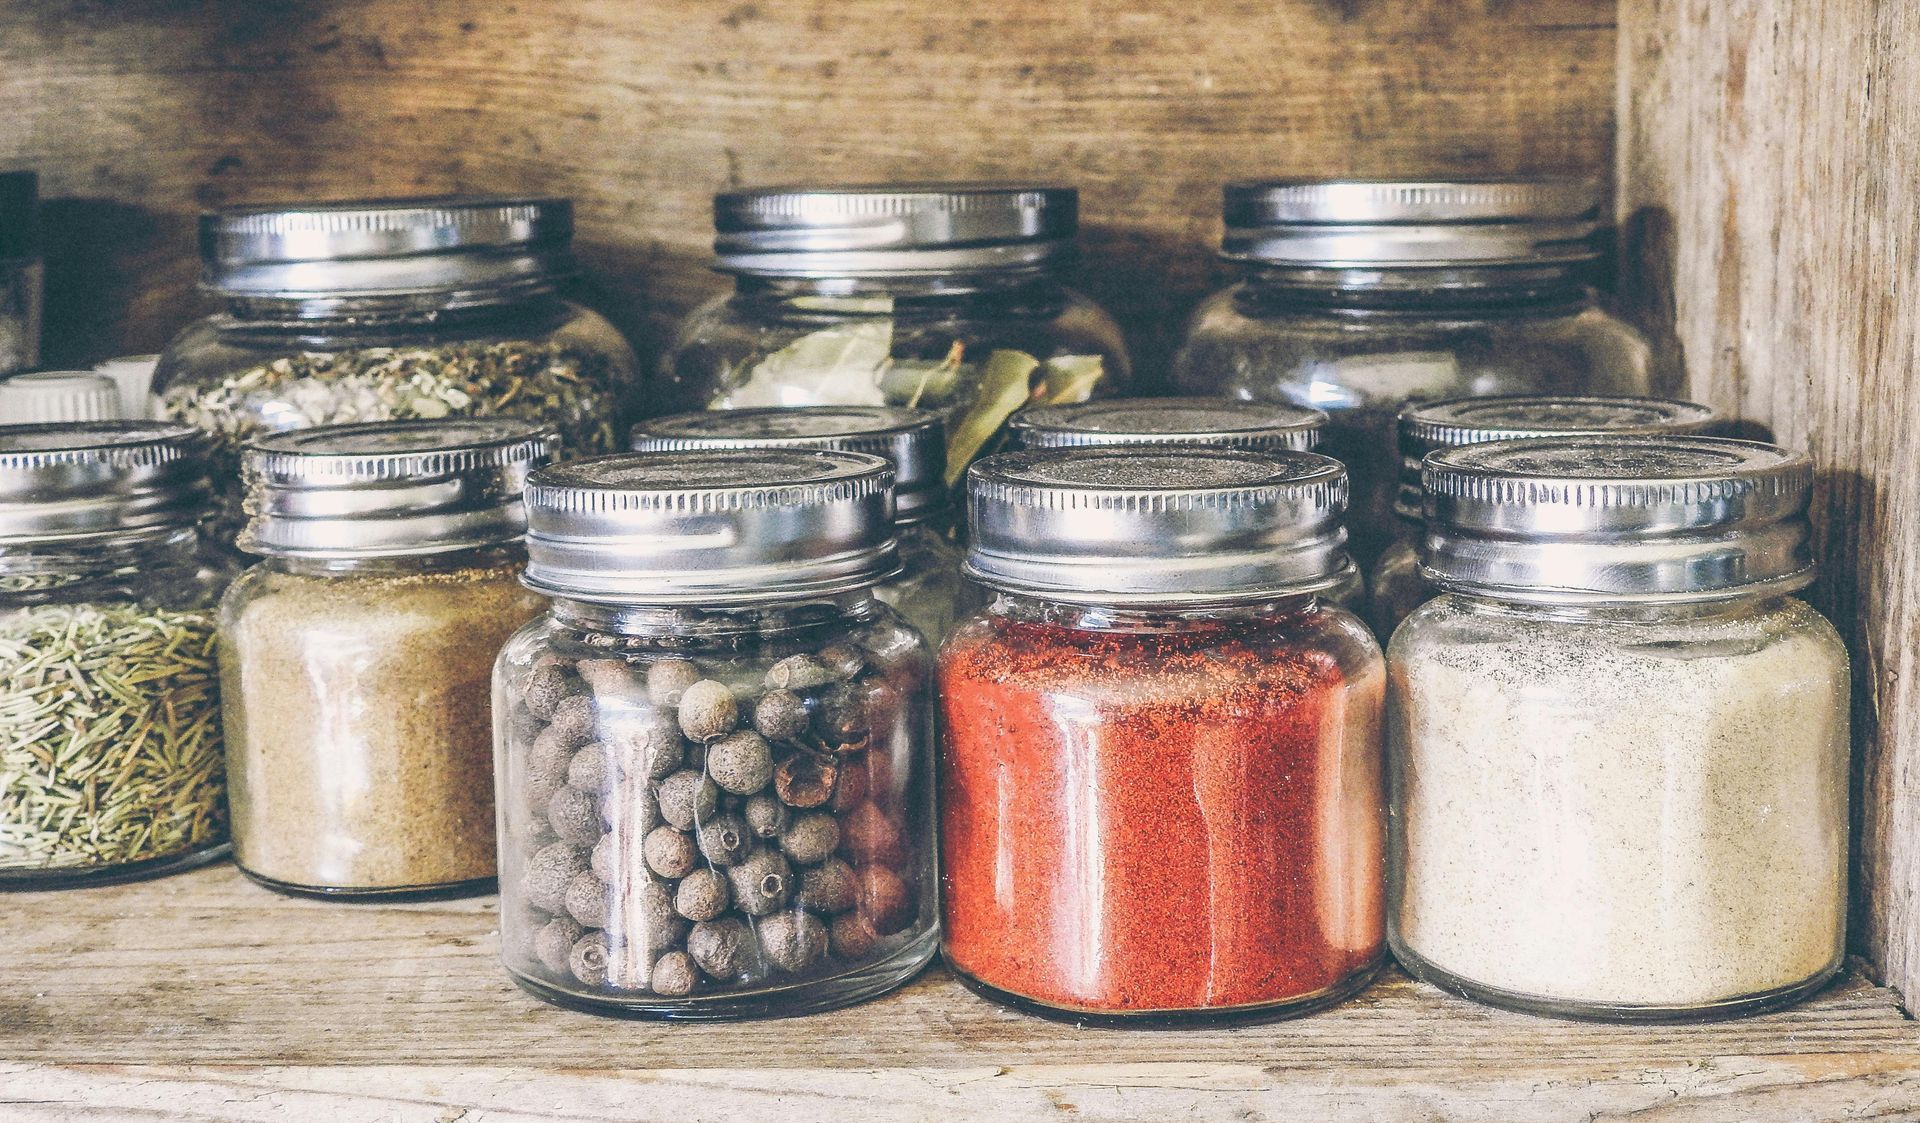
(1619, 0, 1920, 1003)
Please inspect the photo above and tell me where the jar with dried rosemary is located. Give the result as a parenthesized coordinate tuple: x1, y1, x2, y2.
(0, 422, 232, 888)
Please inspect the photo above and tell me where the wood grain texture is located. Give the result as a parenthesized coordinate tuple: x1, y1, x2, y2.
(0, 865, 1916, 1120)
(1618, 1, 1920, 1007)
(0, 0, 1614, 379)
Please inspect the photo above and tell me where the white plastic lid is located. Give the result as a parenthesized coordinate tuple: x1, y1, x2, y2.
(0, 372, 123, 424)
(91, 355, 161, 420)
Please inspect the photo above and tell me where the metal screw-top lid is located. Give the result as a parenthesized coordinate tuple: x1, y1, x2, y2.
(0, 171, 35, 259)
(201, 196, 575, 298)
(713, 184, 1076, 277)
(1221, 177, 1601, 267)
(965, 447, 1353, 605)
(523, 449, 899, 604)
(1394, 395, 1720, 520)
(0, 372, 124, 424)
(629, 407, 945, 522)
(1420, 435, 1815, 604)
(1008, 396, 1326, 453)
(0, 421, 209, 543)
(239, 419, 558, 559)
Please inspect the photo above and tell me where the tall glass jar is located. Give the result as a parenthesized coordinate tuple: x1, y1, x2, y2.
(1388, 435, 1849, 1021)
(631, 406, 965, 645)
(0, 423, 231, 887)
(0, 171, 41, 377)
(496, 448, 936, 1018)
(219, 420, 555, 898)
(1171, 178, 1659, 566)
(659, 185, 1130, 488)
(940, 447, 1384, 1024)
(1368, 395, 1719, 636)
(154, 197, 641, 546)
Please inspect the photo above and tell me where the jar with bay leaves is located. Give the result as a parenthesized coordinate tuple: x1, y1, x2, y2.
(1171, 179, 1661, 568)
(0, 422, 232, 888)
(154, 197, 641, 547)
(496, 448, 936, 1018)
(219, 419, 555, 898)
(658, 185, 1130, 489)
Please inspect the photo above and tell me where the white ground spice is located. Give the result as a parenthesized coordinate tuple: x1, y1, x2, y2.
(1388, 596, 1849, 1009)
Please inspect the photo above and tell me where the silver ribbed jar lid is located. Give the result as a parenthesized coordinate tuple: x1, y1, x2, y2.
(239, 419, 558, 559)
(201, 196, 574, 298)
(629, 407, 945, 521)
(1008, 397, 1326, 452)
(1420, 435, 1815, 604)
(523, 449, 899, 604)
(1394, 394, 1720, 519)
(965, 447, 1353, 605)
(1221, 177, 1601, 267)
(713, 184, 1076, 277)
(0, 421, 208, 543)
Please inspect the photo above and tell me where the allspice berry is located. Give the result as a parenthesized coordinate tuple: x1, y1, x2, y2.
(707, 730, 774, 795)
(727, 849, 792, 916)
(674, 867, 731, 921)
(765, 654, 834, 691)
(656, 769, 720, 831)
(797, 858, 858, 914)
(647, 657, 703, 706)
(652, 950, 698, 997)
(545, 694, 598, 748)
(687, 916, 755, 981)
(838, 801, 905, 866)
(677, 679, 738, 743)
(643, 825, 698, 879)
(695, 812, 752, 867)
(564, 870, 611, 928)
(773, 753, 837, 809)
(521, 661, 573, 719)
(830, 911, 880, 960)
(779, 812, 840, 866)
(813, 684, 870, 747)
(567, 742, 613, 793)
(533, 915, 585, 974)
(523, 841, 589, 913)
(758, 911, 828, 973)
(569, 930, 612, 987)
(816, 642, 867, 681)
(546, 785, 603, 846)
(637, 879, 691, 956)
(589, 832, 620, 883)
(576, 658, 643, 701)
(604, 710, 685, 781)
(829, 760, 869, 812)
(857, 864, 913, 935)
(743, 792, 789, 839)
(752, 689, 810, 741)
(525, 727, 577, 810)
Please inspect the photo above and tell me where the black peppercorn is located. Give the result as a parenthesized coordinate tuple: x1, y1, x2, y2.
(533, 915, 585, 974)
(647, 657, 703, 706)
(546, 785, 603, 846)
(707, 730, 774, 795)
(564, 869, 612, 928)
(687, 916, 755, 981)
(816, 642, 867, 681)
(765, 654, 834, 691)
(677, 679, 739, 743)
(758, 910, 829, 974)
(743, 792, 789, 839)
(695, 812, 751, 867)
(726, 848, 792, 916)
(643, 825, 698, 879)
(752, 689, 811, 741)
(521, 661, 573, 719)
(569, 930, 612, 987)
(567, 742, 613, 793)
(655, 769, 720, 831)
(779, 812, 840, 866)
(674, 867, 731, 921)
(830, 911, 879, 960)
(522, 841, 589, 913)
(798, 858, 858, 914)
(651, 950, 698, 997)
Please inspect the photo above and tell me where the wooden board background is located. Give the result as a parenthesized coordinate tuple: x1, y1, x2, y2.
(0, 0, 1615, 380)
(1617, 0, 1920, 1006)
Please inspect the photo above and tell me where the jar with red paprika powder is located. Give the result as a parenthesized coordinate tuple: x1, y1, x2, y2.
(938, 446, 1386, 1024)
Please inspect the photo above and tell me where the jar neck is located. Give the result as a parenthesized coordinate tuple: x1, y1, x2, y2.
(1445, 590, 1792, 624)
(219, 279, 560, 326)
(549, 589, 884, 636)
(262, 541, 524, 579)
(0, 526, 203, 597)
(1235, 261, 1594, 313)
(987, 588, 1319, 631)
(731, 268, 1064, 304)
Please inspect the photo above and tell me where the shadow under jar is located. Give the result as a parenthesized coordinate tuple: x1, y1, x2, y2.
(631, 406, 966, 646)
(496, 448, 937, 1019)
(1387, 435, 1850, 1021)
(0, 423, 231, 888)
(938, 446, 1386, 1025)
(218, 419, 556, 898)
(1171, 178, 1659, 567)
(658, 184, 1130, 490)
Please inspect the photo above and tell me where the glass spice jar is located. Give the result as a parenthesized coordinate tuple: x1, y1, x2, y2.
(218, 419, 556, 898)
(658, 184, 1130, 488)
(939, 446, 1385, 1024)
(1388, 435, 1849, 1021)
(1171, 178, 1659, 567)
(0, 422, 232, 888)
(0, 171, 42, 378)
(1368, 394, 1719, 636)
(630, 406, 966, 645)
(154, 196, 641, 547)
(496, 448, 936, 1018)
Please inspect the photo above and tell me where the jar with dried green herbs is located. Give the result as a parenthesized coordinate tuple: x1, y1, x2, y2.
(0, 422, 232, 888)
(154, 197, 640, 546)
(219, 419, 555, 898)
(659, 185, 1130, 489)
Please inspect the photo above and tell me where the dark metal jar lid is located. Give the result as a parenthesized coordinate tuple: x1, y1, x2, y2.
(201, 196, 575, 298)
(523, 449, 900, 604)
(1420, 435, 1815, 603)
(964, 446, 1353, 605)
(712, 184, 1076, 277)
(629, 407, 945, 522)
(1008, 397, 1326, 453)
(239, 419, 559, 559)
(0, 421, 209, 544)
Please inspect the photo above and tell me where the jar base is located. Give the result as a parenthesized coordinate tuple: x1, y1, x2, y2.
(1391, 939, 1842, 1023)
(508, 925, 938, 1021)
(945, 955, 1385, 1029)
(237, 865, 497, 902)
(0, 842, 231, 892)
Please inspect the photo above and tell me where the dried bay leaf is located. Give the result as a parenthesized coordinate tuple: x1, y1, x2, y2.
(944, 349, 1039, 487)
(1037, 354, 1105, 405)
(716, 321, 893, 408)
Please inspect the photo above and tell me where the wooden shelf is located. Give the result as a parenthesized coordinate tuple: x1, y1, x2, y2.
(4, 864, 1917, 1119)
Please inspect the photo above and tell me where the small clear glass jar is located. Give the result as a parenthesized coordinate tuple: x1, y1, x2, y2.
(1388, 435, 1849, 1020)
(939, 447, 1385, 1024)
(219, 420, 556, 898)
(659, 185, 1130, 488)
(154, 197, 641, 546)
(0, 423, 232, 888)
(631, 406, 966, 644)
(496, 448, 936, 1018)
(0, 171, 42, 377)
(1367, 395, 1720, 637)
(1171, 178, 1660, 566)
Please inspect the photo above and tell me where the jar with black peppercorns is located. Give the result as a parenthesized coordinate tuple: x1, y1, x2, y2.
(494, 447, 936, 1018)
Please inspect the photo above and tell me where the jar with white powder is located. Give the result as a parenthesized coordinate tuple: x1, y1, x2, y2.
(1387, 435, 1849, 1021)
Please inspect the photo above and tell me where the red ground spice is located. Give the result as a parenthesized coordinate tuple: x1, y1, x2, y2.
(937, 603, 1385, 1016)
